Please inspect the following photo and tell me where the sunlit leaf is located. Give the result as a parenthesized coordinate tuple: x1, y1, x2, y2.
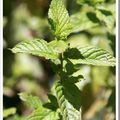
(95, 9, 115, 33)
(70, 12, 99, 33)
(64, 46, 115, 66)
(11, 39, 58, 60)
(48, 40, 68, 53)
(76, 0, 105, 5)
(27, 108, 60, 120)
(6, 114, 26, 120)
(3, 107, 16, 118)
(48, 0, 72, 39)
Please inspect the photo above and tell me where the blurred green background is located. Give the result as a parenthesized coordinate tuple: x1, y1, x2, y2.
(3, 0, 115, 120)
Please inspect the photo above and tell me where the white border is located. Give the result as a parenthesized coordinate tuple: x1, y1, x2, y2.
(0, 0, 3, 119)
(116, 0, 118, 119)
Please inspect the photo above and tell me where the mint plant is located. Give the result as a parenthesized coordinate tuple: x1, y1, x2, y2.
(11, 0, 115, 119)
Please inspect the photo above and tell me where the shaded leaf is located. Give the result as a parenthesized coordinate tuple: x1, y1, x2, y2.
(65, 59, 78, 75)
(19, 93, 42, 109)
(6, 114, 26, 120)
(19, 93, 61, 120)
(64, 46, 115, 66)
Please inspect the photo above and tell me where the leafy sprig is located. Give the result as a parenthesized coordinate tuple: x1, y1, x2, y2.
(11, 0, 116, 119)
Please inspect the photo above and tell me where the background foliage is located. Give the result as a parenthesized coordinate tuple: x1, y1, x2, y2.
(3, 0, 115, 120)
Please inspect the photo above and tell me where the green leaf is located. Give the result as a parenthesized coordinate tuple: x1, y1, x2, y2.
(47, 40, 68, 66)
(48, 0, 72, 39)
(48, 40, 68, 53)
(76, 0, 105, 5)
(11, 39, 58, 59)
(95, 9, 115, 33)
(55, 81, 81, 120)
(19, 93, 61, 120)
(6, 115, 26, 120)
(70, 11, 99, 33)
(3, 17, 7, 28)
(64, 46, 115, 66)
(43, 94, 59, 111)
(27, 108, 61, 120)
(96, 4, 115, 15)
(19, 93, 42, 109)
(3, 107, 16, 118)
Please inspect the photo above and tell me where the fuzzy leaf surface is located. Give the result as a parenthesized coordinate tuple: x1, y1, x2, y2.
(48, 0, 72, 39)
(3, 107, 16, 118)
(64, 46, 115, 66)
(11, 39, 58, 59)
(55, 81, 81, 120)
